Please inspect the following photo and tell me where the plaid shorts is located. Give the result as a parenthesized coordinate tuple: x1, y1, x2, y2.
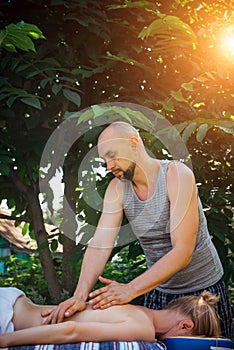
(144, 280, 234, 340)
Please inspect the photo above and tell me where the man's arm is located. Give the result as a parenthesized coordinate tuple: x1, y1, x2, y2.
(43, 178, 124, 324)
(89, 161, 199, 308)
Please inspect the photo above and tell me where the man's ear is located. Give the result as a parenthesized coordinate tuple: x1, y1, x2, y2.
(129, 136, 139, 150)
(179, 319, 194, 331)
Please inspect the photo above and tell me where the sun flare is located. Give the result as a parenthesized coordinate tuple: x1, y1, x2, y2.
(219, 25, 234, 56)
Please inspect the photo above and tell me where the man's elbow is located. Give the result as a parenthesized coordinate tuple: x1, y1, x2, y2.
(182, 250, 194, 268)
(174, 246, 194, 269)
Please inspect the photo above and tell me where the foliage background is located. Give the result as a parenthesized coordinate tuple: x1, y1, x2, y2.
(0, 0, 233, 307)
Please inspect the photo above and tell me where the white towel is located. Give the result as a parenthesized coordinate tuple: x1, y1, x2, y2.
(0, 287, 25, 334)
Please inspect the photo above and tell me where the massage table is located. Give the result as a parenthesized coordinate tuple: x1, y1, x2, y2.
(9, 340, 166, 350)
(164, 337, 234, 349)
(8, 337, 234, 350)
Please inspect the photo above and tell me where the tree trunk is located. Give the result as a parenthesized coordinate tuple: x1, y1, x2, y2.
(10, 169, 62, 302)
(27, 185, 62, 303)
(61, 163, 78, 294)
(61, 236, 77, 294)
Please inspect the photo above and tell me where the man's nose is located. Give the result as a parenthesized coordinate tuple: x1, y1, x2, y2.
(106, 159, 115, 171)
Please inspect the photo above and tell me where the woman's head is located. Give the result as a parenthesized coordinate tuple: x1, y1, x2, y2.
(166, 291, 220, 338)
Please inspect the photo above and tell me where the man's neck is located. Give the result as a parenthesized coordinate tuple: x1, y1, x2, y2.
(131, 158, 161, 200)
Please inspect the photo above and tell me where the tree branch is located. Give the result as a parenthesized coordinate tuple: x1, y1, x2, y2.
(24, 154, 34, 184)
(0, 212, 31, 223)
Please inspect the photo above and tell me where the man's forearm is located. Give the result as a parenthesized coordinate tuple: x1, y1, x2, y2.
(73, 245, 112, 300)
(128, 246, 193, 299)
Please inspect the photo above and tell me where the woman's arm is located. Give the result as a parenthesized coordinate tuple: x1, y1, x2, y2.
(0, 319, 154, 347)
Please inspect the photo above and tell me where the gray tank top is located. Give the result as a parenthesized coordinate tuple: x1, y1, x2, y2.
(123, 160, 223, 293)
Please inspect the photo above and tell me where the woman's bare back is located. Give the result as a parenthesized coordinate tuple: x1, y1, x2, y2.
(13, 295, 154, 335)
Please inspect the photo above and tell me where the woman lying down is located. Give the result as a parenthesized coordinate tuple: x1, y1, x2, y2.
(0, 287, 220, 347)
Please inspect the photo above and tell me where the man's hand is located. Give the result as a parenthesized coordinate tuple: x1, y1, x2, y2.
(41, 296, 87, 324)
(88, 276, 134, 310)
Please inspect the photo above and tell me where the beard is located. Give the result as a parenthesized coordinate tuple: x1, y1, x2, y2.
(119, 161, 136, 181)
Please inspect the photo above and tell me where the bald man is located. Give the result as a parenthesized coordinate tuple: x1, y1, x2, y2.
(43, 122, 233, 340)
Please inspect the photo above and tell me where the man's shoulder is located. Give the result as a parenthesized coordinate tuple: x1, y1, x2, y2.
(102, 178, 124, 213)
(167, 160, 194, 177)
(105, 178, 124, 201)
(108, 177, 125, 189)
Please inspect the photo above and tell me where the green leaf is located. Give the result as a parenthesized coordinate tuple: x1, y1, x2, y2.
(92, 105, 108, 118)
(0, 31, 7, 46)
(6, 96, 17, 108)
(14, 220, 21, 227)
(181, 122, 197, 143)
(161, 99, 174, 111)
(181, 82, 194, 92)
(196, 123, 209, 142)
(77, 109, 95, 125)
(0, 21, 45, 52)
(7, 32, 36, 52)
(63, 89, 81, 107)
(3, 43, 17, 52)
(108, 1, 155, 10)
(139, 15, 196, 44)
(0, 55, 11, 70)
(52, 84, 62, 95)
(104, 52, 151, 72)
(210, 222, 226, 242)
(50, 239, 58, 252)
(0, 155, 14, 164)
(205, 71, 216, 80)
(170, 90, 187, 102)
(40, 78, 51, 89)
(21, 97, 42, 110)
(110, 107, 132, 123)
(22, 222, 29, 236)
(215, 121, 234, 134)
(11, 57, 25, 71)
(194, 75, 209, 83)
(0, 164, 10, 175)
(175, 121, 188, 133)
(14, 21, 45, 39)
(63, 111, 77, 120)
(116, 107, 152, 129)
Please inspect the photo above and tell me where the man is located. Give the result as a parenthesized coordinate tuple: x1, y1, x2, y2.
(44, 121, 233, 339)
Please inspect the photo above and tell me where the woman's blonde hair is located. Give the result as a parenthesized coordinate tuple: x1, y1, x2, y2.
(166, 291, 220, 337)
